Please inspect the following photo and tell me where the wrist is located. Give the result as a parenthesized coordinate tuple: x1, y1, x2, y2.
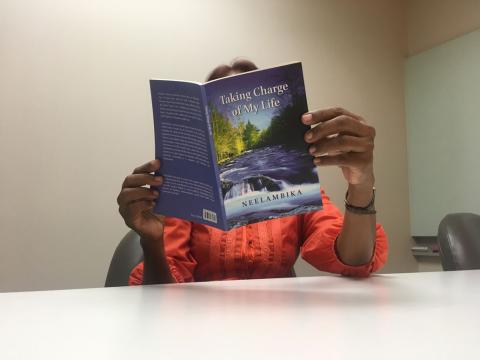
(140, 233, 165, 250)
(347, 177, 375, 207)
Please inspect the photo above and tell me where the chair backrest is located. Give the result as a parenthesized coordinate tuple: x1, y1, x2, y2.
(105, 230, 144, 287)
(437, 213, 480, 271)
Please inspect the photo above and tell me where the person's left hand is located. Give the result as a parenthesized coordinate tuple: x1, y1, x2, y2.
(302, 107, 375, 187)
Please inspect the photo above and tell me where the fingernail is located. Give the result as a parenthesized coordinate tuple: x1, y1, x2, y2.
(302, 113, 312, 123)
(314, 158, 321, 165)
(309, 146, 316, 154)
(153, 190, 159, 196)
(154, 176, 163, 182)
(305, 131, 313, 141)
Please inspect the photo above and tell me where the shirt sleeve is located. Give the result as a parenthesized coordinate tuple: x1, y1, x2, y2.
(128, 217, 197, 285)
(300, 188, 388, 277)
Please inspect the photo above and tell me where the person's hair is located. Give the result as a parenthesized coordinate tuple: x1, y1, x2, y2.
(206, 58, 258, 81)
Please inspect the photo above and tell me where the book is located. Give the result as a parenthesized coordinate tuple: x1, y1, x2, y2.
(149, 62, 323, 231)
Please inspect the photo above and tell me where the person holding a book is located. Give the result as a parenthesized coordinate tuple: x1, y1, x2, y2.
(117, 59, 388, 285)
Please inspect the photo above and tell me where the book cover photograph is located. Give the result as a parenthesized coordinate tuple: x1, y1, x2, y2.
(204, 63, 323, 229)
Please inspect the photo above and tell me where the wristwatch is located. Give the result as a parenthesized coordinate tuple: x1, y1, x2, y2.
(344, 187, 376, 215)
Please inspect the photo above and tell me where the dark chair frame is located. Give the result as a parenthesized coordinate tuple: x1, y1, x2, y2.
(437, 213, 480, 271)
(105, 230, 143, 287)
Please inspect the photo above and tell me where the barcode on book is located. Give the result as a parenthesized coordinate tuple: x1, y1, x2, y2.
(202, 209, 217, 223)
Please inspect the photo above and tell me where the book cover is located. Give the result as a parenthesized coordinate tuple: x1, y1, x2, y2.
(149, 62, 323, 231)
(204, 62, 323, 229)
(149, 80, 226, 228)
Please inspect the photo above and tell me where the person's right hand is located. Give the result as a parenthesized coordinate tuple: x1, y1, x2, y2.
(117, 159, 165, 241)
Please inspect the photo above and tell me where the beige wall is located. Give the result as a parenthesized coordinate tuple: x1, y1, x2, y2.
(0, 0, 416, 292)
(408, 0, 480, 55)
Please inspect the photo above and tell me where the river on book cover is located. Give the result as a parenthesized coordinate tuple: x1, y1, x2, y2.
(205, 63, 323, 229)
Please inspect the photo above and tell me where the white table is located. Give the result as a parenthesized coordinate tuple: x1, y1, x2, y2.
(1, 270, 479, 360)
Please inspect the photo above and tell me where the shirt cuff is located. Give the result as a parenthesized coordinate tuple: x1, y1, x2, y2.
(332, 236, 377, 277)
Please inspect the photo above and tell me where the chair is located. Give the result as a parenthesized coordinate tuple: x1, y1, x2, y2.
(105, 230, 144, 287)
(437, 213, 480, 271)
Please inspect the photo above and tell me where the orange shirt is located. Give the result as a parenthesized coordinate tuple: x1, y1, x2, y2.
(129, 189, 388, 284)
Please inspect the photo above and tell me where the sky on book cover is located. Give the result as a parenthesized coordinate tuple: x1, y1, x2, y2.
(205, 63, 323, 229)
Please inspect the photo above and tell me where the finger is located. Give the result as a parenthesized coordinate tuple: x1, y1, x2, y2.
(117, 187, 159, 206)
(122, 174, 163, 189)
(313, 152, 370, 167)
(119, 200, 156, 224)
(309, 135, 374, 156)
(305, 115, 374, 143)
(125, 200, 156, 217)
(132, 159, 161, 174)
(302, 107, 362, 125)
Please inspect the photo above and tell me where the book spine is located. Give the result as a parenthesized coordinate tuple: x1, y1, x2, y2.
(201, 86, 228, 230)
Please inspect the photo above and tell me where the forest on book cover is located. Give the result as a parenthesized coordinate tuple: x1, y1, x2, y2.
(210, 96, 308, 164)
(205, 64, 323, 228)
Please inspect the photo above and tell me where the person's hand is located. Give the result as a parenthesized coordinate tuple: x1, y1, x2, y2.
(117, 159, 165, 241)
(302, 107, 375, 187)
